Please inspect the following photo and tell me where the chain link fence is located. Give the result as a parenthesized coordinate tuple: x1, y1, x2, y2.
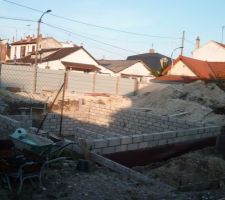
(0, 64, 137, 95)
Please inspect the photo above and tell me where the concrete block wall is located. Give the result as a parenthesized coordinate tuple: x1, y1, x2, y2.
(9, 115, 32, 128)
(42, 101, 201, 138)
(90, 126, 222, 155)
(0, 114, 22, 139)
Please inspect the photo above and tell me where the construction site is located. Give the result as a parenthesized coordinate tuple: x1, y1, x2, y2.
(0, 80, 225, 199)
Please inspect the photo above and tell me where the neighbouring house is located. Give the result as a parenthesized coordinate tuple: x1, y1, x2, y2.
(127, 49, 172, 73)
(98, 59, 153, 81)
(154, 55, 225, 83)
(7, 46, 111, 74)
(10, 35, 62, 60)
(192, 39, 225, 62)
(0, 40, 10, 62)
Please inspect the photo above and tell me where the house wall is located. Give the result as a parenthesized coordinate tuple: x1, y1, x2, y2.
(10, 44, 36, 60)
(62, 49, 98, 65)
(10, 38, 62, 60)
(38, 60, 65, 70)
(39, 48, 112, 74)
(168, 61, 196, 76)
(39, 38, 62, 49)
(118, 62, 151, 76)
(193, 42, 225, 62)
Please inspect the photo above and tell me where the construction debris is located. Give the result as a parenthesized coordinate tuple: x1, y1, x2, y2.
(132, 81, 225, 125)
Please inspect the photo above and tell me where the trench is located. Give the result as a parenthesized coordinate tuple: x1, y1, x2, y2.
(104, 136, 216, 168)
(214, 107, 225, 115)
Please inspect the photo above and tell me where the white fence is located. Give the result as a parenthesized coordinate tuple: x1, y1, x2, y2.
(0, 64, 137, 95)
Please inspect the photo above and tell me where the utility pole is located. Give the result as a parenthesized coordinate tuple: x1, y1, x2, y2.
(181, 30, 185, 55)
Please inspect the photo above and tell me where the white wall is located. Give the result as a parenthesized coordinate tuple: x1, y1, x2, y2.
(38, 60, 65, 70)
(38, 49, 111, 73)
(10, 38, 62, 60)
(10, 44, 36, 60)
(63, 49, 112, 74)
(118, 62, 151, 76)
(168, 60, 196, 76)
(40, 38, 62, 49)
(193, 41, 225, 62)
(62, 49, 98, 65)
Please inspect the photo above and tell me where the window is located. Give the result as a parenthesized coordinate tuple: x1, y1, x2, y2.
(20, 46, 26, 57)
(32, 45, 35, 52)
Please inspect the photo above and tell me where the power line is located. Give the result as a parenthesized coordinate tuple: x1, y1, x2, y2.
(0, 16, 36, 22)
(2, 0, 181, 40)
(0, 15, 140, 54)
(43, 22, 140, 54)
(185, 38, 195, 46)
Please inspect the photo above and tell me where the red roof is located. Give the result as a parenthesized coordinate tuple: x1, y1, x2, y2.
(153, 75, 200, 83)
(12, 38, 37, 45)
(43, 47, 81, 62)
(162, 56, 225, 80)
(62, 61, 100, 71)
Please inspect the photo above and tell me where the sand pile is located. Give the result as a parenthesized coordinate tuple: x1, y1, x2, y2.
(132, 81, 225, 125)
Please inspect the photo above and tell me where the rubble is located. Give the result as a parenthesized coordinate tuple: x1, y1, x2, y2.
(132, 81, 225, 125)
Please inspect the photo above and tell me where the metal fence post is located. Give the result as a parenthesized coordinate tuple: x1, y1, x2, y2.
(92, 73, 96, 93)
(0, 63, 2, 88)
(116, 76, 120, 95)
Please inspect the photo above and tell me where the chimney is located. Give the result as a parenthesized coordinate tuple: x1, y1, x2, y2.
(149, 48, 155, 53)
(195, 36, 200, 49)
(26, 35, 31, 42)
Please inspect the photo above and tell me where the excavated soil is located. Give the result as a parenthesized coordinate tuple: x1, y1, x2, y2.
(1, 147, 225, 200)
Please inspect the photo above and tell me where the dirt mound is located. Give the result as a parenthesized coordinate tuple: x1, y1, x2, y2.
(132, 81, 225, 125)
(136, 147, 225, 188)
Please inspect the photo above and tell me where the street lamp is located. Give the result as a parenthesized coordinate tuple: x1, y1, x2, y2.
(170, 46, 183, 74)
(33, 9, 52, 93)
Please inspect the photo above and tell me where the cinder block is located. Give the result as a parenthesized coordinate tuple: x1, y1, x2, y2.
(120, 136, 132, 144)
(115, 145, 128, 152)
(91, 148, 103, 154)
(153, 133, 163, 140)
(94, 139, 108, 148)
(158, 139, 167, 146)
(107, 137, 121, 146)
(143, 134, 154, 142)
(102, 146, 115, 155)
(127, 143, 138, 151)
(138, 142, 148, 149)
(132, 135, 143, 143)
(148, 140, 159, 148)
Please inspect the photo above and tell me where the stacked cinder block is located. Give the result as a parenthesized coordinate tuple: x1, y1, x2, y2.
(9, 115, 32, 128)
(0, 114, 22, 139)
(90, 126, 221, 155)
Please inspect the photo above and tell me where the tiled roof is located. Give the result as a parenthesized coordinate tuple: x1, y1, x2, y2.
(62, 61, 100, 71)
(12, 38, 37, 45)
(208, 62, 225, 79)
(42, 47, 81, 62)
(162, 55, 225, 80)
(127, 52, 172, 71)
(98, 60, 148, 73)
(12, 36, 56, 45)
(153, 75, 200, 83)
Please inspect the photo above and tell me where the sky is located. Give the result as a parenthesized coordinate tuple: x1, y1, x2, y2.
(0, 0, 225, 60)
